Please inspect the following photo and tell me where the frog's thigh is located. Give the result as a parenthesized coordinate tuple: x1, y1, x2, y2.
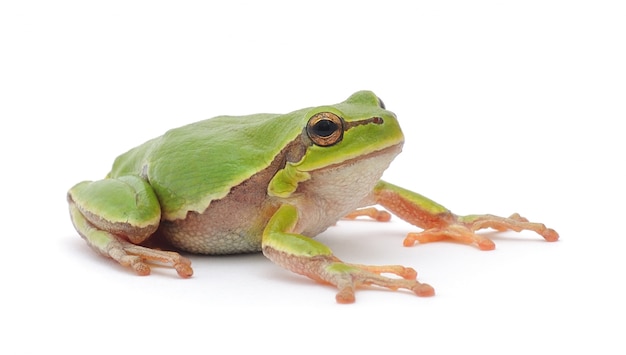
(68, 176, 161, 243)
(68, 176, 191, 277)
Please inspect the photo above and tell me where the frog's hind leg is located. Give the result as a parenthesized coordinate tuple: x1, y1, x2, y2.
(343, 207, 391, 222)
(67, 176, 193, 277)
(68, 199, 193, 277)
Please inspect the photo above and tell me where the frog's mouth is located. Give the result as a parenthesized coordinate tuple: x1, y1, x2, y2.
(303, 142, 403, 178)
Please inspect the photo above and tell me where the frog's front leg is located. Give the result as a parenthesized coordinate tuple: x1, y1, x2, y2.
(373, 181, 559, 250)
(67, 176, 192, 277)
(262, 204, 434, 303)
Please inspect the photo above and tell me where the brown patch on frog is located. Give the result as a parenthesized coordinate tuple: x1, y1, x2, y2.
(344, 116, 384, 130)
(156, 135, 309, 254)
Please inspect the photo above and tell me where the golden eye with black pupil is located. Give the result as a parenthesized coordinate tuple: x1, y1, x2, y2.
(306, 112, 344, 147)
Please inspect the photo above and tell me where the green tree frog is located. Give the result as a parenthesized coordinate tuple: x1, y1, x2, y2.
(67, 91, 558, 303)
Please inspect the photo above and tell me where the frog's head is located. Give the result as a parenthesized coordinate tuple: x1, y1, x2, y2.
(268, 90, 405, 198)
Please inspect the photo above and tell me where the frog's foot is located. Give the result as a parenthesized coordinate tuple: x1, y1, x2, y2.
(69, 202, 193, 277)
(403, 213, 559, 251)
(105, 238, 193, 277)
(336, 262, 435, 302)
(343, 207, 392, 222)
(264, 204, 433, 303)
(264, 248, 434, 303)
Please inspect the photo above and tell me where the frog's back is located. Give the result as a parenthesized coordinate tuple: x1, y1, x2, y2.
(109, 110, 308, 220)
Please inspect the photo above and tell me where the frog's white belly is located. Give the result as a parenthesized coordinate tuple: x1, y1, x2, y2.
(289, 144, 401, 237)
(158, 144, 401, 254)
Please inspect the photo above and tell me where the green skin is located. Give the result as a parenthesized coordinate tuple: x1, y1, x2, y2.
(68, 91, 559, 303)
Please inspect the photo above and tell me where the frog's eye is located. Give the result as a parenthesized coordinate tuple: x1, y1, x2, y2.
(377, 97, 386, 109)
(306, 112, 344, 147)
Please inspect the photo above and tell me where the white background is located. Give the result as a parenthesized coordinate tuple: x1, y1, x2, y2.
(2, 1, 624, 354)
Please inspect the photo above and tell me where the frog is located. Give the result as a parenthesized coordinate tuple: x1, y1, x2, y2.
(67, 90, 559, 303)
